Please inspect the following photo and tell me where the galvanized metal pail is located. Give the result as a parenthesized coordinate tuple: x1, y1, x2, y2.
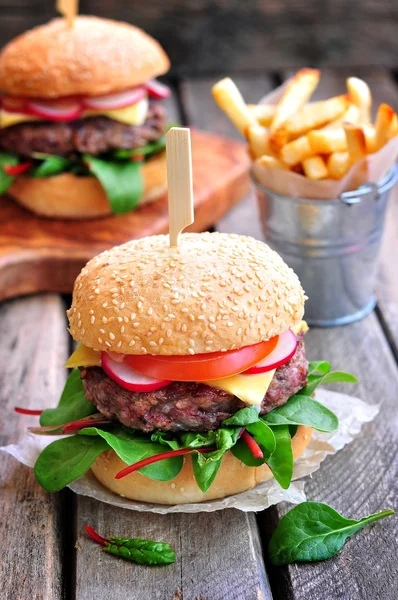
(253, 166, 398, 326)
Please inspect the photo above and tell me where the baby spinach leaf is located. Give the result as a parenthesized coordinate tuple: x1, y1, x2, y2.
(84, 155, 143, 214)
(40, 370, 96, 426)
(266, 425, 293, 489)
(150, 431, 180, 450)
(307, 361, 331, 376)
(34, 435, 109, 492)
(192, 453, 222, 492)
(268, 502, 395, 565)
(80, 427, 183, 481)
(31, 156, 72, 178)
(246, 420, 276, 457)
(300, 369, 357, 397)
(180, 430, 217, 448)
(263, 395, 338, 432)
(0, 152, 18, 193)
(104, 535, 176, 565)
(112, 137, 166, 159)
(223, 406, 261, 426)
(231, 440, 266, 467)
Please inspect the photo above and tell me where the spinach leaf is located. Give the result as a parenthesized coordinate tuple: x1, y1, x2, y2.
(113, 137, 166, 159)
(307, 361, 331, 376)
(150, 431, 180, 450)
(222, 406, 261, 426)
(231, 439, 266, 467)
(84, 155, 143, 214)
(192, 453, 222, 492)
(266, 425, 293, 489)
(263, 395, 338, 432)
(180, 430, 217, 448)
(34, 435, 109, 492)
(268, 502, 395, 565)
(40, 370, 96, 426)
(80, 427, 183, 481)
(0, 152, 18, 193)
(246, 420, 276, 457)
(31, 156, 72, 178)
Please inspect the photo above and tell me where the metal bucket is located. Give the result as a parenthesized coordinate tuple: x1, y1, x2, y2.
(253, 165, 398, 326)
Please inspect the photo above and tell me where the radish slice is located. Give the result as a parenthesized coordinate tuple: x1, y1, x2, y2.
(101, 352, 171, 392)
(82, 87, 146, 110)
(26, 98, 83, 121)
(2, 96, 28, 114)
(243, 330, 297, 374)
(145, 79, 170, 99)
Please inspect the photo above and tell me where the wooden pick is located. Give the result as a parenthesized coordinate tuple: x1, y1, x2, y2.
(166, 127, 194, 247)
(56, 0, 78, 28)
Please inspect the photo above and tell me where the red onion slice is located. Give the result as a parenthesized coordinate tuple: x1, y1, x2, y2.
(26, 98, 83, 121)
(145, 79, 171, 99)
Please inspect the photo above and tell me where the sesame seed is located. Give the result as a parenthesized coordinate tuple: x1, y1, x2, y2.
(159, 338, 164, 345)
(120, 302, 125, 309)
(209, 324, 217, 331)
(137, 301, 143, 309)
(149, 341, 157, 347)
(99, 328, 105, 334)
(91, 316, 95, 324)
(102, 317, 108, 324)
(89, 295, 95, 300)
(227, 321, 233, 326)
(188, 348, 195, 355)
(95, 288, 100, 294)
(147, 307, 153, 315)
(167, 329, 172, 337)
(121, 326, 125, 333)
(109, 333, 115, 340)
(98, 337, 103, 344)
(89, 309, 94, 315)
(133, 322, 140, 328)
(78, 320, 82, 328)
(129, 340, 136, 346)
(105, 341, 112, 348)
(130, 313, 136, 320)
(117, 341, 122, 348)
(117, 317, 123, 323)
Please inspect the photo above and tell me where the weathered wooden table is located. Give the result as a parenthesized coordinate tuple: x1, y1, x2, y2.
(1, 69, 397, 600)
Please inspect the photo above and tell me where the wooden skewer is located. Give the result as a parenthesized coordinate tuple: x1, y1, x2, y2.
(166, 127, 194, 247)
(56, 0, 78, 28)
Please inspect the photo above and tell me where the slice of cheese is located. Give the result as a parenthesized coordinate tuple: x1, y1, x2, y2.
(204, 370, 276, 407)
(0, 98, 149, 128)
(292, 320, 309, 335)
(64, 344, 101, 369)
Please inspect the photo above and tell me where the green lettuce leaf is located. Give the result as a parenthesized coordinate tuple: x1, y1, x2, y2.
(84, 154, 143, 214)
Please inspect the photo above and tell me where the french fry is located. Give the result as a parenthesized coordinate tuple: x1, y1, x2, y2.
(256, 155, 289, 171)
(302, 156, 328, 180)
(280, 135, 314, 166)
(271, 95, 350, 148)
(308, 128, 347, 154)
(270, 68, 320, 132)
(344, 123, 367, 163)
(346, 77, 372, 122)
(211, 77, 256, 136)
(325, 104, 360, 129)
(246, 124, 270, 159)
(363, 125, 377, 153)
(374, 103, 398, 151)
(248, 104, 276, 127)
(327, 152, 351, 179)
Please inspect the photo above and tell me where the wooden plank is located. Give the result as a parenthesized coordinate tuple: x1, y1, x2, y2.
(0, 295, 69, 600)
(181, 75, 271, 239)
(76, 502, 271, 600)
(1, 2, 398, 71)
(261, 315, 398, 600)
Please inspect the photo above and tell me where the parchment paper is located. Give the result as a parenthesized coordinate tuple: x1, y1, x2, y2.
(1, 389, 378, 513)
(251, 80, 398, 199)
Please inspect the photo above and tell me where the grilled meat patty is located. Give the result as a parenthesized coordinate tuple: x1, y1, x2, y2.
(0, 101, 166, 157)
(81, 337, 308, 433)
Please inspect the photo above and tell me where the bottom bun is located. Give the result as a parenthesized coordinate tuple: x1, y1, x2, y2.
(8, 151, 167, 219)
(91, 425, 312, 505)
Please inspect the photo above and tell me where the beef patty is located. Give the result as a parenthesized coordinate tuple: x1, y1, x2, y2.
(81, 338, 308, 433)
(0, 100, 166, 157)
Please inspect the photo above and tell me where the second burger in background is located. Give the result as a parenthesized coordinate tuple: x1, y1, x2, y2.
(0, 16, 171, 218)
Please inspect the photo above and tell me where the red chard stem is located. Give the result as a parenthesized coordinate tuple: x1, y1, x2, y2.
(85, 525, 107, 547)
(241, 430, 264, 459)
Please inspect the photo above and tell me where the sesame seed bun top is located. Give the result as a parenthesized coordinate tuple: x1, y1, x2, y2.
(67, 232, 306, 356)
(0, 16, 170, 98)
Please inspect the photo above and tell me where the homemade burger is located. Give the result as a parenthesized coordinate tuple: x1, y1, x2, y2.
(29, 233, 351, 504)
(0, 16, 170, 218)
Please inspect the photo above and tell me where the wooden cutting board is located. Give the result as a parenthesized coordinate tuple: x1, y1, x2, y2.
(0, 130, 250, 301)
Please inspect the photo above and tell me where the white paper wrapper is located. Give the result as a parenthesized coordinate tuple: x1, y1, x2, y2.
(1, 389, 378, 514)
(252, 80, 398, 199)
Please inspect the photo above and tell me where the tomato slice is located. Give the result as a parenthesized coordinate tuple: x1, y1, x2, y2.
(123, 337, 278, 382)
